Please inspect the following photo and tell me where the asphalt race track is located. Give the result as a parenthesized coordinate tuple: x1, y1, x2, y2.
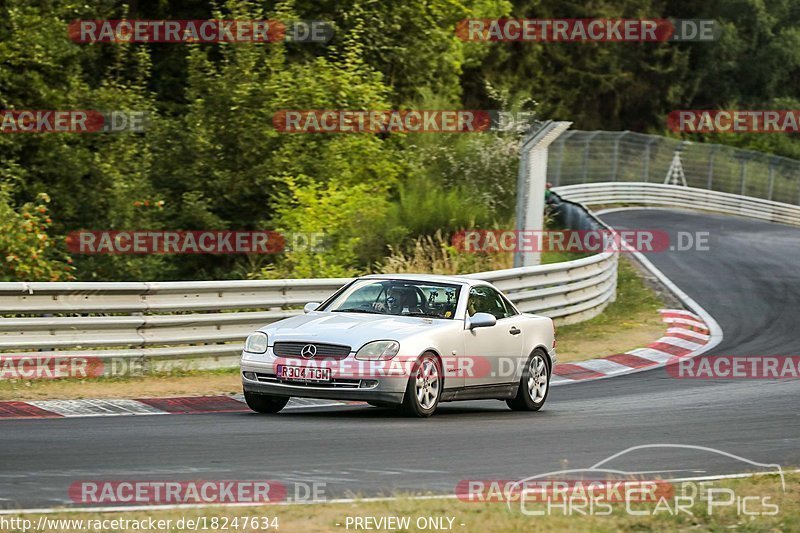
(1, 209, 799, 510)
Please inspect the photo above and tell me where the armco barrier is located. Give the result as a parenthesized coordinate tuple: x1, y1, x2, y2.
(0, 250, 617, 373)
(553, 182, 800, 227)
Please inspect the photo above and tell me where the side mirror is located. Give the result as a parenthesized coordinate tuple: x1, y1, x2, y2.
(468, 312, 497, 330)
(304, 302, 321, 313)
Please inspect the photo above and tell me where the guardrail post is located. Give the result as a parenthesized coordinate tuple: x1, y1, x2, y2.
(514, 120, 572, 267)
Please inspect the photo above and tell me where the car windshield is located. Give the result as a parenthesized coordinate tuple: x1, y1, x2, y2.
(321, 279, 461, 319)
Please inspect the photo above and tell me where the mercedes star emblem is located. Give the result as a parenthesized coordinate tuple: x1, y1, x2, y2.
(300, 344, 317, 358)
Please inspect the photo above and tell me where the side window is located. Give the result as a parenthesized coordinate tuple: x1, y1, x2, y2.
(467, 286, 513, 319)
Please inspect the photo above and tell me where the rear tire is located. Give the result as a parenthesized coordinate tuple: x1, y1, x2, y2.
(244, 391, 289, 414)
(507, 349, 550, 412)
(400, 352, 442, 417)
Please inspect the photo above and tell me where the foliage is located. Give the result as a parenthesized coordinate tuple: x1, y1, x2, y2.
(1, 0, 799, 281)
(257, 178, 396, 279)
(379, 231, 513, 275)
(0, 190, 74, 281)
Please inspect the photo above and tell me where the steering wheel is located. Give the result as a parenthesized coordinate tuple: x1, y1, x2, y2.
(385, 286, 426, 314)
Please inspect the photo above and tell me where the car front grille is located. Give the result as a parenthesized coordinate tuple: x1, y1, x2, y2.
(254, 372, 364, 389)
(272, 342, 351, 360)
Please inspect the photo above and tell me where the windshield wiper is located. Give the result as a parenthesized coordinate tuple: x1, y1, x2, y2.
(331, 308, 384, 314)
(405, 312, 442, 318)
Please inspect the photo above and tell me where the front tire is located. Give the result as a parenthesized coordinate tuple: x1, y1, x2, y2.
(507, 349, 550, 412)
(400, 352, 442, 417)
(244, 391, 289, 414)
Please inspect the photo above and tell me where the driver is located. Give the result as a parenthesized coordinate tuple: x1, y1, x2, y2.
(387, 286, 421, 315)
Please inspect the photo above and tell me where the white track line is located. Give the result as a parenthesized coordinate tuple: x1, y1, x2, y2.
(27, 399, 167, 418)
(665, 327, 710, 342)
(627, 348, 675, 364)
(598, 210, 724, 351)
(551, 207, 723, 387)
(656, 336, 704, 351)
(573, 359, 634, 375)
(662, 316, 709, 329)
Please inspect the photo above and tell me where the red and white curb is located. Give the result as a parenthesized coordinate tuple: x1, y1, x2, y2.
(0, 310, 717, 420)
(551, 308, 713, 384)
(0, 396, 351, 420)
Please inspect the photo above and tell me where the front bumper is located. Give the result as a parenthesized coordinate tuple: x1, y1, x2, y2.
(240, 352, 409, 405)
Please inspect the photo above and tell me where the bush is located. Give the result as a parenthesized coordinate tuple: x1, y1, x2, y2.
(0, 190, 74, 281)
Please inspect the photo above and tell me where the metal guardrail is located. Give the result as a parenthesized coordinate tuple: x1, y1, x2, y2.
(553, 182, 800, 227)
(0, 253, 618, 373)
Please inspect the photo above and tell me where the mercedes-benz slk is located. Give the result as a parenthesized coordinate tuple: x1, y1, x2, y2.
(240, 274, 556, 417)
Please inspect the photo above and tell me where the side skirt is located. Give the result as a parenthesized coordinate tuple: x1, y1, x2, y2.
(441, 383, 519, 402)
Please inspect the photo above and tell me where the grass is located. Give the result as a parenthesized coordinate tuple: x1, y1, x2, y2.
(2, 473, 796, 532)
(0, 367, 240, 401)
(378, 229, 588, 275)
(555, 255, 666, 363)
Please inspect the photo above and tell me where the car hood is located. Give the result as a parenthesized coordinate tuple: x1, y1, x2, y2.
(260, 312, 453, 349)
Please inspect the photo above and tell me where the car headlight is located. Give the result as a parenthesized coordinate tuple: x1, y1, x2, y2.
(244, 332, 268, 354)
(355, 340, 400, 361)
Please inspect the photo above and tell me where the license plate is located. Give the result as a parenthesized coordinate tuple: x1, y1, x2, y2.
(277, 365, 331, 382)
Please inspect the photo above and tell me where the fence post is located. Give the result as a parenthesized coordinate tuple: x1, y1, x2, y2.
(515, 136, 530, 261)
(581, 131, 600, 183)
(610, 131, 628, 181)
(768, 159, 776, 201)
(643, 137, 656, 182)
(707, 145, 718, 190)
(797, 174, 800, 205)
(739, 155, 750, 196)
(514, 121, 572, 267)
(552, 130, 574, 186)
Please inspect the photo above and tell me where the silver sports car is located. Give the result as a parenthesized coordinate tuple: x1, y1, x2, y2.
(240, 274, 556, 417)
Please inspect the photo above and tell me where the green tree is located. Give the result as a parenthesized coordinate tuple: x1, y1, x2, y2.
(0, 189, 74, 281)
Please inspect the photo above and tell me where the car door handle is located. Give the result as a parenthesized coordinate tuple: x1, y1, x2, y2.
(509, 326, 521, 335)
